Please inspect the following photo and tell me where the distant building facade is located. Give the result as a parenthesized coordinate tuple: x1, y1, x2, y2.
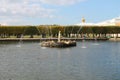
(75, 16, 120, 26)
(97, 16, 120, 26)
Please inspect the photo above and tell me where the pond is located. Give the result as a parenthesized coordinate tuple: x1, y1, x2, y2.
(0, 41, 120, 80)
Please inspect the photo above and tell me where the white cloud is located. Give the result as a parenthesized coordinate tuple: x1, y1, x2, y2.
(0, 0, 56, 25)
(0, 17, 18, 26)
(0, 0, 84, 25)
(39, 0, 84, 5)
(0, 16, 28, 25)
(0, 0, 54, 17)
(0, 0, 84, 18)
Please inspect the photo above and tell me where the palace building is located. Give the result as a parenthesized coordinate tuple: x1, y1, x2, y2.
(76, 16, 120, 26)
(97, 16, 120, 26)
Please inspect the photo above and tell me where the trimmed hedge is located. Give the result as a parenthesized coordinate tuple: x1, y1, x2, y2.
(0, 25, 120, 38)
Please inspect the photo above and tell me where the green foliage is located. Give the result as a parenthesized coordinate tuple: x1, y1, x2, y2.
(0, 25, 120, 38)
(24, 26, 39, 35)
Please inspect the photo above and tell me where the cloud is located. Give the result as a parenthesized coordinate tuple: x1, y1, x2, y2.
(0, 0, 55, 18)
(0, 16, 28, 25)
(0, 0, 84, 25)
(0, 0, 85, 18)
(0, 0, 56, 25)
(39, 0, 84, 5)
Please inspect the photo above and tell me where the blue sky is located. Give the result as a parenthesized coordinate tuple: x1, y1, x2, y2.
(0, 0, 120, 25)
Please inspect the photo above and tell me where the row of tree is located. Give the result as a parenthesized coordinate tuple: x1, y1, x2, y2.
(0, 25, 120, 38)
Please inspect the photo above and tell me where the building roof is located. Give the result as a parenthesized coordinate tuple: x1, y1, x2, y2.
(96, 16, 120, 26)
(75, 16, 120, 26)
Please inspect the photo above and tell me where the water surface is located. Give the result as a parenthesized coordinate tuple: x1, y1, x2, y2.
(0, 41, 120, 80)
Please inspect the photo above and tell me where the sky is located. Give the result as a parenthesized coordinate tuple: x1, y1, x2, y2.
(0, 0, 120, 25)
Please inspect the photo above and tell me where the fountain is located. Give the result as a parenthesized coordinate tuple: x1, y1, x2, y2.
(16, 34, 23, 48)
(92, 36, 100, 46)
(81, 37, 87, 48)
(16, 26, 41, 47)
(40, 31, 76, 48)
(93, 37, 99, 45)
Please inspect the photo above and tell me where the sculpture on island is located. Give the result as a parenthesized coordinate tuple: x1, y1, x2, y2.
(40, 31, 76, 48)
